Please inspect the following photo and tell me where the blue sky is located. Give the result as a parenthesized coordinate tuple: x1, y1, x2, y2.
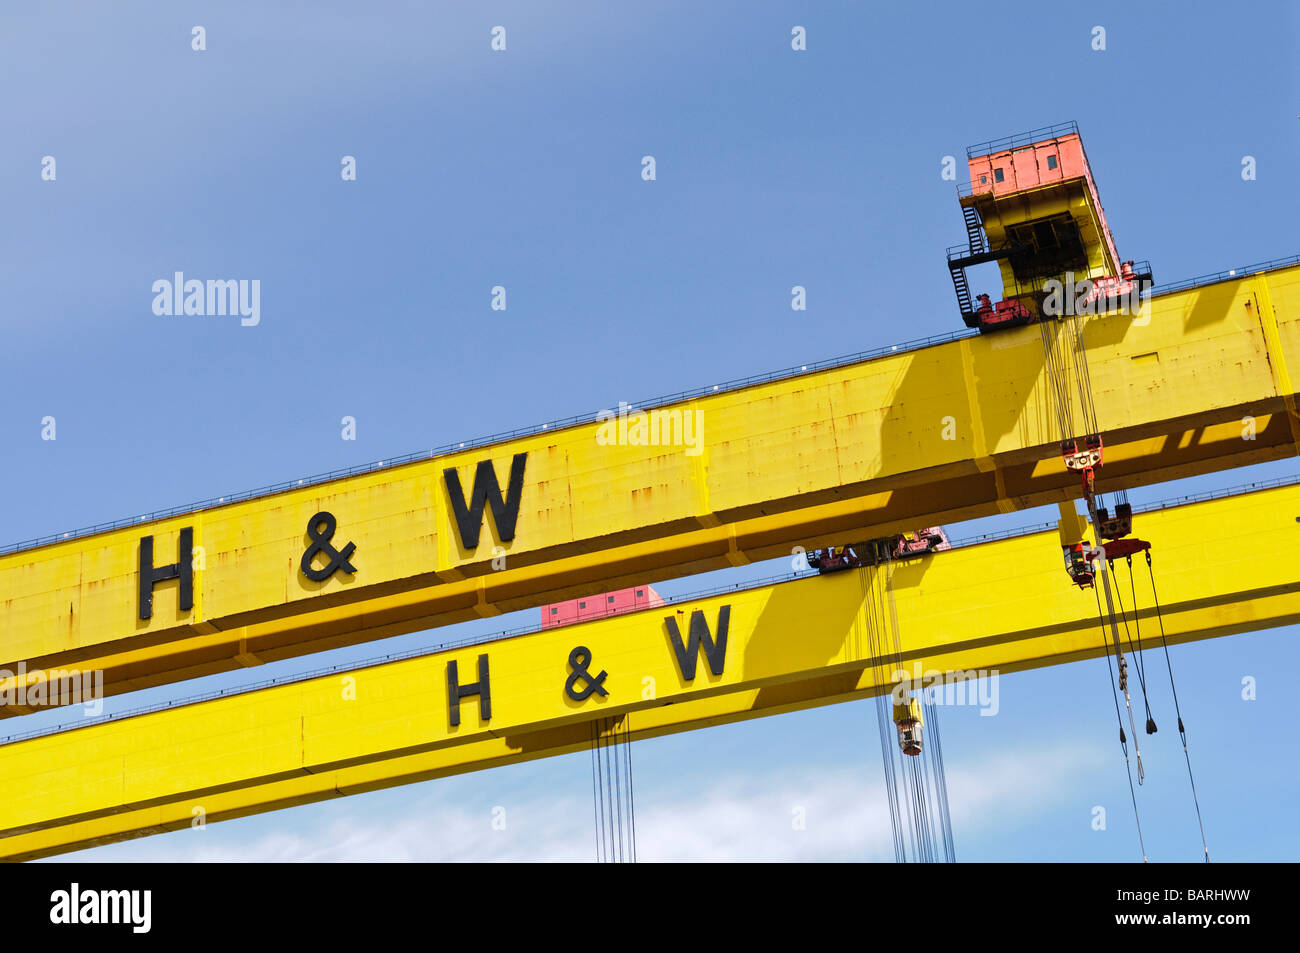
(3, 0, 1298, 861)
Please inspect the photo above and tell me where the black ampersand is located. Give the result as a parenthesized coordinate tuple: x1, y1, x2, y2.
(564, 646, 608, 701)
(300, 511, 357, 582)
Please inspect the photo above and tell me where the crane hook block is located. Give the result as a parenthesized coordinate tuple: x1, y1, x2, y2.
(892, 697, 924, 757)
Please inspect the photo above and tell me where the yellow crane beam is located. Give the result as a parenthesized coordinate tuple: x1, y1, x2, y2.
(3, 265, 1298, 712)
(2, 478, 1295, 860)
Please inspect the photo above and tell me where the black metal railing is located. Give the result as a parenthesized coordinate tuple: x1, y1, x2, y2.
(966, 121, 1080, 160)
(0, 329, 978, 555)
(1150, 253, 1300, 297)
(1129, 473, 1300, 514)
(0, 567, 818, 747)
(947, 473, 1300, 549)
(946, 241, 990, 261)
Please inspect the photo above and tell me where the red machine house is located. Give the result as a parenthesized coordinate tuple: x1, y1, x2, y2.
(541, 585, 667, 629)
(947, 122, 1153, 332)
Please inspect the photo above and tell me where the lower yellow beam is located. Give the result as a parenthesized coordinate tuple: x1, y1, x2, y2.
(1, 479, 1296, 860)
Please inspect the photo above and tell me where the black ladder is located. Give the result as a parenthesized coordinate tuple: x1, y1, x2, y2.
(962, 204, 984, 255)
(949, 262, 975, 325)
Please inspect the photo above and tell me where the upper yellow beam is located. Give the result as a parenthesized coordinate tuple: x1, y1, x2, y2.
(2, 264, 1299, 709)
(1, 478, 1296, 860)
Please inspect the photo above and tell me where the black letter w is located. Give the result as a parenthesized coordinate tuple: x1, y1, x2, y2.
(665, 606, 730, 681)
(443, 452, 528, 549)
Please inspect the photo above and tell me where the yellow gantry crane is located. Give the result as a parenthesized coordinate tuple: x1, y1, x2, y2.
(1, 124, 1297, 859)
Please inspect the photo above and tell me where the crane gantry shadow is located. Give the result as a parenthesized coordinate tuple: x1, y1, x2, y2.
(740, 556, 937, 713)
